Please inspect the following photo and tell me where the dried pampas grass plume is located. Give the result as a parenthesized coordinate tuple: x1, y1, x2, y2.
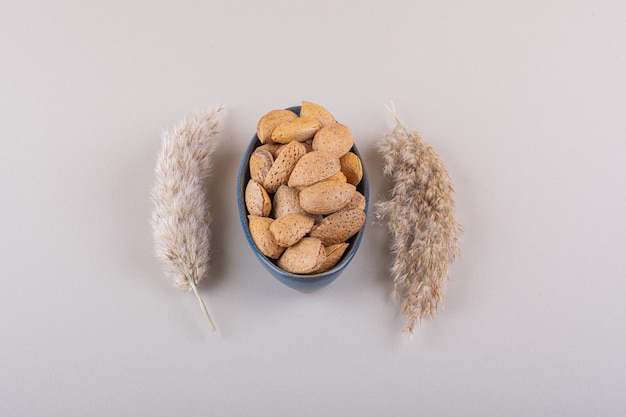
(376, 104, 462, 335)
(151, 106, 224, 332)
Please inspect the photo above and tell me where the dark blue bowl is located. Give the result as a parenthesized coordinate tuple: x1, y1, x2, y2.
(237, 106, 369, 292)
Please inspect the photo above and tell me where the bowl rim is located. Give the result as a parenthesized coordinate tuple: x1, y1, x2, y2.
(236, 105, 369, 283)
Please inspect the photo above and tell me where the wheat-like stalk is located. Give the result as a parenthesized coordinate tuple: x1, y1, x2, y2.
(376, 106, 462, 335)
(151, 106, 224, 332)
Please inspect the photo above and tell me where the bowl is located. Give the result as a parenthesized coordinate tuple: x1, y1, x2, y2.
(237, 106, 369, 292)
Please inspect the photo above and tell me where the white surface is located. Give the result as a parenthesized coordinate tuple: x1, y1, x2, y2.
(2, 1, 625, 416)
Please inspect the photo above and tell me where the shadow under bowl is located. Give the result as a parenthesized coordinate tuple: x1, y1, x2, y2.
(236, 106, 369, 292)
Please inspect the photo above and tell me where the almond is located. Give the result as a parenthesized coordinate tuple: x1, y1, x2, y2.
(339, 151, 363, 186)
(287, 150, 341, 189)
(342, 190, 366, 211)
(245, 179, 272, 217)
(247, 215, 285, 259)
(271, 117, 322, 144)
(277, 237, 326, 274)
(256, 143, 282, 158)
(299, 181, 356, 215)
(272, 185, 308, 218)
(249, 149, 274, 184)
(263, 141, 307, 193)
(269, 213, 315, 247)
(256, 109, 298, 144)
(326, 171, 347, 183)
(312, 122, 354, 157)
(314, 243, 349, 273)
(300, 101, 336, 127)
(309, 209, 366, 245)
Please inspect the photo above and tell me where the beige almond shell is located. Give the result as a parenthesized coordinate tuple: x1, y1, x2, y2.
(309, 208, 366, 246)
(249, 149, 274, 185)
(247, 216, 285, 259)
(287, 150, 341, 189)
(256, 109, 298, 144)
(277, 237, 326, 274)
(299, 181, 356, 215)
(270, 117, 322, 144)
(339, 152, 363, 186)
(326, 171, 347, 183)
(272, 185, 308, 219)
(342, 190, 367, 211)
(300, 101, 336, 127)
(313, 243, 349, 273)
(256, 143, 282, 158)
(312, 122, 354, 158)
(269, 213, 315, 247)
(245, 179, 272, 217)
(263, 141, 307, 193)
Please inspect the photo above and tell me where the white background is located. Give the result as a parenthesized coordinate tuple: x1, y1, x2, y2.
(2, 1, 625, 416)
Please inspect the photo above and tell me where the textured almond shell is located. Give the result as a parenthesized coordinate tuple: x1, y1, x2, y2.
(271, 117, 322, 144)
(272, 185, 307, 219)
(247, 215, 285, 259)
(249, 149, 274, 185)
(269, 213, 315, 247)
(277, 237, 326, 274)
(309, 209, 366, 245)
(342, 190, 366, 211)
(255, 143, 282, 159)
(299, 181, 356, 215)
(256, 109, 298, 144)
(299, 101, 336, 127)
(287, 150, 341, 189)
(263, 141, 307, 193)
(312, 123, 354, 158)
(314, 243, 349, 273)
(245, 179, 272, 217)
(326, 171, 347, 183)
(339, 151, 363, 186)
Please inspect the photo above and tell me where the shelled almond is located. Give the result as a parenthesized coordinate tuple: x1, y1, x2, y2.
(245, 101, 366, 275)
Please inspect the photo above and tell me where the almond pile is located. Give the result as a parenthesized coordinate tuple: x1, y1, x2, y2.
(245, 101, 366, 275)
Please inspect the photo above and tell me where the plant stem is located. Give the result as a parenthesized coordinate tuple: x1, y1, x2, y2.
(180, 264, 217, 333)
(188, 277, 218, 333)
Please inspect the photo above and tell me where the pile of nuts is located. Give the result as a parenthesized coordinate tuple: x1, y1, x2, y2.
(244, 101, 366, 274)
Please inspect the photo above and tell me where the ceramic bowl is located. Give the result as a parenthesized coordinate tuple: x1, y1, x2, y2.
(237, 106, 369, 292)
